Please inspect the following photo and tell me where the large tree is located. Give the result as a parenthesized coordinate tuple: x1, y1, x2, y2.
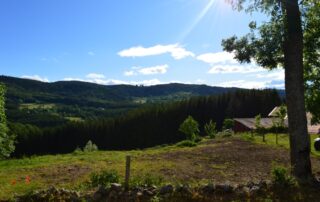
(0, 84, 15, 159)
(222, 0, 317, 183)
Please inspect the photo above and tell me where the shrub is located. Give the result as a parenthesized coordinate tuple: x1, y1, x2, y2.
(179, 116, 199, 141)
(194, 136, 202, 143)
(272, 166, 295, 187)
(176, 140, 197, 147)
(204, 120, 217, 139)
(72, 146, 83, 155)
(217, 129, 234, 138)
(223, 119, 234, 130)
(83, 140, 98, 152)
(130, 173, 164, 187)
(0, 84, 15, 159)
(89, 170, 120, 187)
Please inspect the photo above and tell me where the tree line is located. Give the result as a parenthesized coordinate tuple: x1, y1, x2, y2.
(11, 89, 282, 156)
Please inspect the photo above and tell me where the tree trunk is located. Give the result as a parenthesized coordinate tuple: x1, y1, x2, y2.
(283, 0, 313, 183)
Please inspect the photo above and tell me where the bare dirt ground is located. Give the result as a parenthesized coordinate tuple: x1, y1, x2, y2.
(146, 138, 320, 185)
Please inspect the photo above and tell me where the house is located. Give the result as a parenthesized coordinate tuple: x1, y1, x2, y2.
(233, 106, 320, 134)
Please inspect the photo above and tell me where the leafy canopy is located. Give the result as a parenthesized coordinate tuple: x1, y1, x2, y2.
(222, 0, 320, 123)
(0, 84, 15, 159)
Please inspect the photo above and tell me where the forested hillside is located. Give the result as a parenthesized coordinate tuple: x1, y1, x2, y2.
(12, 89, 282, 156)
(1, 76, 246, 127)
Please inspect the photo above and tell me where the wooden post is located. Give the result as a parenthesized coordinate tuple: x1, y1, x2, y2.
(276, 133, 278, 145)
(125, 155, 131, 191)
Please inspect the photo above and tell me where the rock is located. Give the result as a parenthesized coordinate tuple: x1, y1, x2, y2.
(249, 185, 260, 195)
(110, 183, 122, 192)
(159, 184, 174, 195)
(201, 184, 215, 195)
(215, 184, 234, 194)
(246, 181, 255, 189)
(143, 189, 155, 196)
(136, 191, 143, 197)
(176, 184, 192, 196)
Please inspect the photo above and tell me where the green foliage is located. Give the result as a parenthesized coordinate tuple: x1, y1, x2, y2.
(204, 120, 217, 139)
(217, 129, 234, 138)
(0, 84, 15, 159)
(223, 119, 234, 130)
(272, 166, 295, 187)
(89, 170, 120, 187)
(276, 105, 287, 127)
(176, 140, 197, 147)
(255, 114, 264, 134)
(179, 116, 199, 141)
(222, 0, 320, 123)
(83, 140, 98, 152)
(12, 89, 282, 156)
(130, 173, 164, 187)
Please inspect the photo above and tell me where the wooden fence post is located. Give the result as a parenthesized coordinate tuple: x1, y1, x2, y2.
(125, 155, 131, 191)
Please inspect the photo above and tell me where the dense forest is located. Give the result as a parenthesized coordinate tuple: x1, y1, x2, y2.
(11, 89, 282, 156)
(0, 76, 254, 127)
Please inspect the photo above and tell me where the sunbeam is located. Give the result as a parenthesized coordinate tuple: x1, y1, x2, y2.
(179, 0, 216, 42)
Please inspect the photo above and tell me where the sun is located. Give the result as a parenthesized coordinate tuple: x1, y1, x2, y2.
(179, 0, 228, 42)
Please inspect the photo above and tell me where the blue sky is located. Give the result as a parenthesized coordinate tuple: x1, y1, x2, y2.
(0, 0, 284, 89)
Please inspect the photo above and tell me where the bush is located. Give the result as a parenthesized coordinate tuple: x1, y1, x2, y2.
(179, 116, 199, 141)
(130, 173, 164, 187)
(0, 84, 15, 159)
(89, 170, 120, 187)
(223, 119, 234, 130)
(204, 120, 217, 139)
(272, 166, 295, 187)
(217, 129, 234, 138)
(72, 146, 83, 155)
(176, 140, 197, 147)
(83, 140, 98, 152)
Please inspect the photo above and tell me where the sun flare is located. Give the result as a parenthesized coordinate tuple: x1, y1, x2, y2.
(179, 0, 229, 41)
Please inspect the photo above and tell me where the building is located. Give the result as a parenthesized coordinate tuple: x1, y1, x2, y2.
(233, 107, 320, 134)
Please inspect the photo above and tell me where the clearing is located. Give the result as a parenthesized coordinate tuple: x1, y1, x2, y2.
(0, 134, 320, 200)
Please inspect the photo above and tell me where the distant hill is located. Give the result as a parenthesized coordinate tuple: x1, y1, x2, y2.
(0, 75, 284, 127)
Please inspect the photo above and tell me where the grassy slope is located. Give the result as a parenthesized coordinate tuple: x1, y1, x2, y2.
(240, 133, 320, 157)
(1, 135, 320, 200)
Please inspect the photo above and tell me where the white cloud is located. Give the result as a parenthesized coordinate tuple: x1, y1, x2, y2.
(216, 79, 284, 89)
(124, 64, 169, 76)
(124, 71, 136, 76)
(255, 69, 284, 81)
(138, 64, 168, 75)
(88, 51, 95, 56)
(118, 44, 195, 60)
(86, 73, 105, 79)
(21, 75, 49, 82)
(216, 80, 267, 89)
(63, 77, 163, 86)
(208, 64, 265, 74)
(197, 51, 238, 65)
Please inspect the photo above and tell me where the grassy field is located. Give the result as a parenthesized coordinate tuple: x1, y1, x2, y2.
(239, 133, 320, 157)
(19, 103, 56, 110)
(1, 134, 320, 200)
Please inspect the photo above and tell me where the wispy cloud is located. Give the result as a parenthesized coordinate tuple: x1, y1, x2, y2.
(118, 44, 195, 60)
(88, 51, 95, 56)
(21, 75, 49, 82)
(216, 79, 284, 89)
(124, 71, 136, 76)
(63, 76, 163, 86)
(208, 64, 265, 74)
(255, 69, 284, 81)
(124, 64, 169, 76)
(86, 73, 105, 79)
